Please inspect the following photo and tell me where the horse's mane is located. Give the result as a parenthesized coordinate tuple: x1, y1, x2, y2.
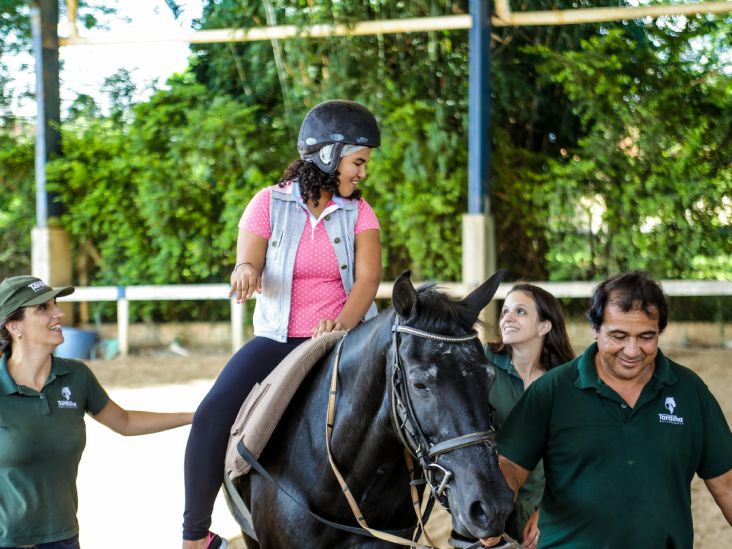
(408, 283, 480, 335)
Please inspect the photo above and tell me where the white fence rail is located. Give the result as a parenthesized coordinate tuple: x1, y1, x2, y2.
(60, 280, 732, 357)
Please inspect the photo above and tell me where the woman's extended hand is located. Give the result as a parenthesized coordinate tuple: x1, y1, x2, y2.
(229, 263, 262, 303)
(312, 319, 345, 338)
(522, 510, 541, 548)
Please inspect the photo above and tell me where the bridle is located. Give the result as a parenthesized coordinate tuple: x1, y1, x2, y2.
(322, 318, 499, 547)
(389, 319, 497, 509)
(231, 316, 507, 548)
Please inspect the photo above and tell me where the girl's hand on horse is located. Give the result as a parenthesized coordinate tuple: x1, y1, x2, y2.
(229, 263, 262, 303)
(312, 318, 345, 338)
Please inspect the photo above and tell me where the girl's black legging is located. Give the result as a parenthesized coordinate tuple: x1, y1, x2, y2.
(182, 336, 308, 540)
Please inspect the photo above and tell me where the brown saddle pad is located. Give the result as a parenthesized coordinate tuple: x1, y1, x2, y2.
(225, 330, 345, 479)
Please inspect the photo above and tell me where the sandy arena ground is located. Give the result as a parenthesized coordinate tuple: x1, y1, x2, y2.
(76, 345, 731, 548)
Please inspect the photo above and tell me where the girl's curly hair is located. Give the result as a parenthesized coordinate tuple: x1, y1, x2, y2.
(278, 159, 362, 207)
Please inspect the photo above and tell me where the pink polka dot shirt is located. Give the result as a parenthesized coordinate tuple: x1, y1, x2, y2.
(239, 186, 380, 337)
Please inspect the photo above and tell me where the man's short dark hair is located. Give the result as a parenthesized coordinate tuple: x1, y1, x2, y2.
(586, 270, 668, 332)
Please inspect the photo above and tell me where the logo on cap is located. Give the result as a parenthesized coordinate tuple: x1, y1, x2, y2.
(28, 281, 48, 293)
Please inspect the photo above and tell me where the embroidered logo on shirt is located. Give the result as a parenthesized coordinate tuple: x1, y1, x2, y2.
(57, 386, 78, 409)
(658, 396, 683, 425)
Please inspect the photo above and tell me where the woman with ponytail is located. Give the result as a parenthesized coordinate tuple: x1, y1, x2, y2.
(0, 276, 192, 548)
(486, 283, 575, 548)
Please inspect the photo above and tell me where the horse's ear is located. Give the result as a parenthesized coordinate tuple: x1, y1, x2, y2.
(392, 270, 417, 320)
(461, 268, 509, 320)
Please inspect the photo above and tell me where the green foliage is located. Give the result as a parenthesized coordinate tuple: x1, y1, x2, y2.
(45, 75, 285, 320)
(0, 0, 30, 55)
(531, 21, 732, 280)
(0, 124, 34, 279)
(368, 101, 467, 280)
(186, 1, 480, 281)
(1, 1, 730, 327)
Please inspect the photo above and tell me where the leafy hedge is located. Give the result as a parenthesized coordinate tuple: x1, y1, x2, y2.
(1, 2, 730, 323)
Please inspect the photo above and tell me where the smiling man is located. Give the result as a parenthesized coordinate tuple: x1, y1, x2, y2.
(493, 271, 732, 548)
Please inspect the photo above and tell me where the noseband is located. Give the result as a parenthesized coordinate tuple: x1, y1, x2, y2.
(390, 320, 497, 509)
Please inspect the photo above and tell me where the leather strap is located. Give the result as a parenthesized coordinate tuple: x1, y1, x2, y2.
(325, 338, 437, 548)
(428, 431, 496, 459)
(222, 469, 258, 541)
(234, 441, 418, 540)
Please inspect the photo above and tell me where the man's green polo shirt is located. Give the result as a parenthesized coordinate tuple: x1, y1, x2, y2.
(0, 354, 109, 546)
(497, 343, 732, 549)
(487, 350, 544, 519)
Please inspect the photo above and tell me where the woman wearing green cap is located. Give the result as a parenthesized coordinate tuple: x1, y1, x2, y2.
(0, 275, 194, 549)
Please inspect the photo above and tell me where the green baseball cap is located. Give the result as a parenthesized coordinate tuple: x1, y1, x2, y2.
(0, 276, 75, 322)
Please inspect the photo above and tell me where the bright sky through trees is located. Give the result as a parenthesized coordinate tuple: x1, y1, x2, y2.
(8, 0, 203, 117)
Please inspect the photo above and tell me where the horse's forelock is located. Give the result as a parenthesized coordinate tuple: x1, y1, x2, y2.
(410, 284, 478, 334)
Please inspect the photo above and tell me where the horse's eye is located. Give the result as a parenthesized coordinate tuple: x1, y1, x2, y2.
(412, 382, 428, 391)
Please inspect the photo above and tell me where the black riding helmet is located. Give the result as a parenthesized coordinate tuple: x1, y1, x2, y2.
(297, 100, 380, 174)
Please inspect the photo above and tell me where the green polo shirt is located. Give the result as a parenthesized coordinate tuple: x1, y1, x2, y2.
(497, 343, 732, 549)
(0, 354, 109, 546)
(486, 349, 544, 532)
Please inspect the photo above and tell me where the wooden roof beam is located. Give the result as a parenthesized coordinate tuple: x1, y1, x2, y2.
(58, 1, 732, 46)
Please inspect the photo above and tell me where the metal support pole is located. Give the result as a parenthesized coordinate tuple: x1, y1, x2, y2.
(464, 0, 497, 340)
(30, 1, 73, 309)
(468, 0, 491, 215)
(31, 0, 62, 226)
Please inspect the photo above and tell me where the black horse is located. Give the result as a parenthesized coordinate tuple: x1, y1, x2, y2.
(231, 270, 514, 547)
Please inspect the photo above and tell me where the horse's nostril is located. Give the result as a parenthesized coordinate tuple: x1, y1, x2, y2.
(468, 499, 490, 525)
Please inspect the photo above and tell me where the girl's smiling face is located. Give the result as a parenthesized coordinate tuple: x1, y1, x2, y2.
(336, 148, 372, 198)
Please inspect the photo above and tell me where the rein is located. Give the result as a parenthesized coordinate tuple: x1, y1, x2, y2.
(325, 335, 436, 548)
(229, 318, 503, 547)
(323, 318, 499, 547)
